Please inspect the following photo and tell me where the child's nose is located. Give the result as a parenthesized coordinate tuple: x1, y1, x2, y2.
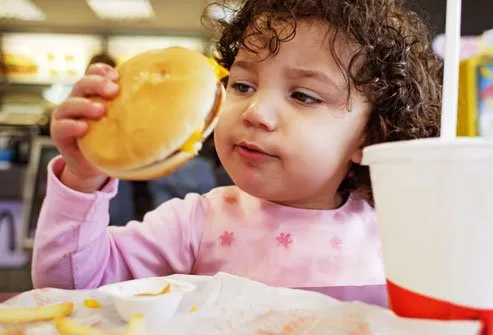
(241, 96, 279, 132)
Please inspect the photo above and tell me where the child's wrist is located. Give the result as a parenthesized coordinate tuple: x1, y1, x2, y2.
(60, 167, 108, 194)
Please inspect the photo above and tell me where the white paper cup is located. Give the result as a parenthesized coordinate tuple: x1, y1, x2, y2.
(362, 137, 493, 332)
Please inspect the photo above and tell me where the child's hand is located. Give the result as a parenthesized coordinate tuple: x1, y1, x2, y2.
(50, 63, 120, 193)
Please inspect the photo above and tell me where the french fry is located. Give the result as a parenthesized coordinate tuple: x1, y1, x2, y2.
(125, 314, 145, 335)
(55, 318, 107, 335)
(0, 302, 74, 324)
(0, 326, 25, 335)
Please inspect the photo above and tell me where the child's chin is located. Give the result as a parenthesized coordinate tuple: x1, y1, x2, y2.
(234, 177, 284, 202)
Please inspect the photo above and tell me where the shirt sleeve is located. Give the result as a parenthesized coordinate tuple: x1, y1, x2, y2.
(32, 156, 206, 289)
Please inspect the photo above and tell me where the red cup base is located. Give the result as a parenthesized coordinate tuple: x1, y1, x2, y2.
(387, 280, 493, 334)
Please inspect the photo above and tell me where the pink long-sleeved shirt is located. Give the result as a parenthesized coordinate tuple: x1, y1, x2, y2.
(32, 157, 387, 306)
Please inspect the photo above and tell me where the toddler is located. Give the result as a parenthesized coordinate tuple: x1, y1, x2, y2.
(32, 0, 441, 307)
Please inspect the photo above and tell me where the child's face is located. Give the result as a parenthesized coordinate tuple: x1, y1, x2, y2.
(214, 19, 371, 209)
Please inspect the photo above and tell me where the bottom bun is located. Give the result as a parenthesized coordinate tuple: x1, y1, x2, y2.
(102, 151, 196, 181)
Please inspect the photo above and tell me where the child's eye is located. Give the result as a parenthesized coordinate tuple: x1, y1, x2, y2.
(291, 91, 323, 104)
(231, 82, 255, 94)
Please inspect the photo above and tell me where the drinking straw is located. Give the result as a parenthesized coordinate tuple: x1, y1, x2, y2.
(440, 0, 463, 138)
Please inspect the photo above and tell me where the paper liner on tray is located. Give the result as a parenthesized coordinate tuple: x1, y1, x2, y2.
(0, 272, 481, 334)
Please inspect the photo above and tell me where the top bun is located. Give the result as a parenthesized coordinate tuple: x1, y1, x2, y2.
(77, 47, 226, 179)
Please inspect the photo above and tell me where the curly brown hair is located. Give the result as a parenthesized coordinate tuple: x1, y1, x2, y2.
(204, 0, 442, 203)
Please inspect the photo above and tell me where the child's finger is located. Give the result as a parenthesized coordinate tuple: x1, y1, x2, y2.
(53, 97, 106, 120)
(51, 119, 88, 141)
(70, 75, 119, 99)
(86, 63, 119, 81)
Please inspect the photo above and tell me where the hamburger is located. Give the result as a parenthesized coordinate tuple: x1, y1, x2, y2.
(77, 47, 228, 180)
(2, 53, 38, 75)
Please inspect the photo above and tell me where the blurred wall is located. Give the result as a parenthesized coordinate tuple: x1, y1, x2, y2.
(414, 0, 491, 37)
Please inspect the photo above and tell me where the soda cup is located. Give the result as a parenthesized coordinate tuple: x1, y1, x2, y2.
(362, 137, 493, 334)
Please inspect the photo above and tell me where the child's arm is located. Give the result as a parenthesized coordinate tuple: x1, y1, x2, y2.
(31, 157, 205, 289)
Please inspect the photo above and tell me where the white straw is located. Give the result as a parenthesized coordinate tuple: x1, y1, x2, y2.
(440, 0, 462, 138)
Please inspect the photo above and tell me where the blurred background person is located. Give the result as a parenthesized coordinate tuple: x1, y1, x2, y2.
(148, 136, 218, 208)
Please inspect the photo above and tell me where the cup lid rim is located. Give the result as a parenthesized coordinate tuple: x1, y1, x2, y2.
(362, 137, 493, 165)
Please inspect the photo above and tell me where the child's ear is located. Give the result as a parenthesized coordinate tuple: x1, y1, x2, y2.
(351, 133, 367, 164)
(350, 148, 363, 164)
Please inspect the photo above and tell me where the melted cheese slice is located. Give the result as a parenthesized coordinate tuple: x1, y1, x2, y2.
(207, 57, 229, 80)
(180, 126, 204, 153)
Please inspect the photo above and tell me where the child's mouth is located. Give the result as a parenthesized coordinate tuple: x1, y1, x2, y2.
(235, 142, 276, 161)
